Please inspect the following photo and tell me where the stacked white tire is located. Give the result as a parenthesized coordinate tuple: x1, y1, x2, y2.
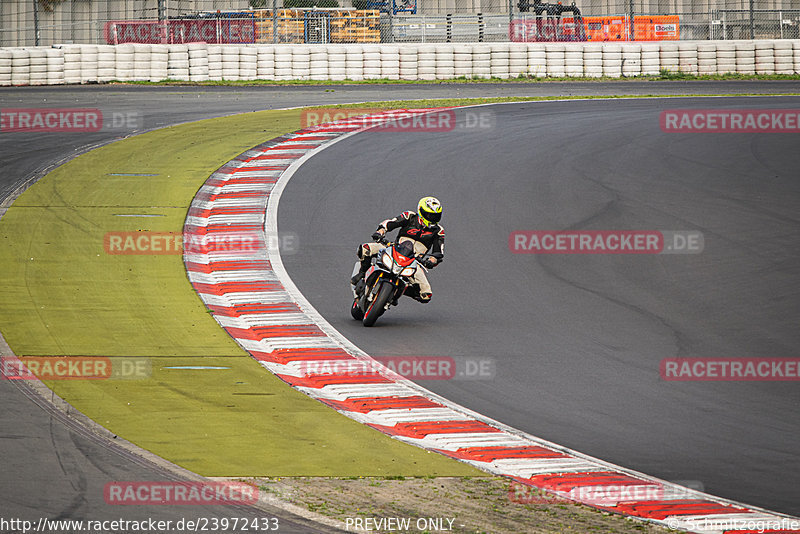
(221, 45, 241, 81)
(63, 45, 82, 84)
(28, 48, 48, 86)
(641, 43, 660, 75)
(754, 40, 775, 75)
(11, 49, 31, 86)
(735, 41, 756, 74)
(80, 45, 98, 83)
(621, 43, 641, 77)
(794, 40, 800, 74)
(0, 50, 12, 86)
(45, 48, 65, 85)
(240, 46, 257, 81)
(526, 44, 545, 77)
(435, 45, 455, 80)
(208, 45, 223, 81)
(491, 43, 511, 79)
(582, 44, 602, 77)
(471, 44, 491, 79)
(678, 42, 698, 75)
(188, 42, 209, 82)
(150, 44, 169, 81)
(363, 45, 382, 80)
(563, 43, 584, 77)
(257, 45, 275, 80)
(697, 42, 717, 75)
(507, 43, 526, 77)
(417, 45, 436, 81)
(97, 44, 116, 82)
(167, 44, 189, 80)
(545, 43, 565, 77)
(773, 40, 793, 74)
(291, 45, 311, 80)
(380, 45, 400, 80)
(398, 46, 417, 81)
(131, 44, 151, 82)
(345, 45, 364, 81)
(328, 45, 346, 81)
(451, 44, 471, 78)
(602, 43, 622, 77)
(308, 45, 327, 80)
(274, 46, 293, 80)
(716, 41, 736, 74)
(660, 42, 679, 73)
(4, 40, 800, 86)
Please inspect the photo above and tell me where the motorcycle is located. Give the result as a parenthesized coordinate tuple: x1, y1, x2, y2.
(350, 238, 431, 327)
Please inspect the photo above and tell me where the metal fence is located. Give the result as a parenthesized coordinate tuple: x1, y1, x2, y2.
(2, 0, 799, 46)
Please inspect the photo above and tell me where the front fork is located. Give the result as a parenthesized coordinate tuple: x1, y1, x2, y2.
(362, 271, 407, 309)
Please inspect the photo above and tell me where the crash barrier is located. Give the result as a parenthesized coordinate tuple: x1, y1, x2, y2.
(1, 40, 799, 85)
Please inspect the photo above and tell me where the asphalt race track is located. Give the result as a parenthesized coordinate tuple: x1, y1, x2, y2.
(1, 84, 798, 524)
(279, 97, 800, 515)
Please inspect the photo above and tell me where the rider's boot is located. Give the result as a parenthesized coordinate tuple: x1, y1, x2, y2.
(404, 285, 430, 303)
(350, 256, 371, 286)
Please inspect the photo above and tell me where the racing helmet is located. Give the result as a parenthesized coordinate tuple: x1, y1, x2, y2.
(417, 197, 442, 227)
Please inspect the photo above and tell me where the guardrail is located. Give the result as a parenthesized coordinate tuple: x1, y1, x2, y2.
(1, 40, 798, 86)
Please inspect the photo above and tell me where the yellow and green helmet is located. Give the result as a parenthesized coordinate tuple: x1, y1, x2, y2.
(417, 196, 442, 227)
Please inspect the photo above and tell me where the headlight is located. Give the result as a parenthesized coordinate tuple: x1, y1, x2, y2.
(400, 266, 416, 277)
(381, 252, 393, 269)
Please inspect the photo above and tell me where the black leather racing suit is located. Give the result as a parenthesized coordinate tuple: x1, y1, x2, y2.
(356, 211, 445, 302)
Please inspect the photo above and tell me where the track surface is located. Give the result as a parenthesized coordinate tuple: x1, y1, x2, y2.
(1, 84, 797, 524)
(279, 97, 800, 515)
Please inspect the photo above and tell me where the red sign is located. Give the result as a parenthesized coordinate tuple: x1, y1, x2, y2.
(510, 18, 585, 42)
(104, 19, 256, 44)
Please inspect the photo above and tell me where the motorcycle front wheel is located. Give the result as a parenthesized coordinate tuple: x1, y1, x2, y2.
(362, 281, 393, 327)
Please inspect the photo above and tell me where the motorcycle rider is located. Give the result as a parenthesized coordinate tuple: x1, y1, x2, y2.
(351, 196, 444, 304)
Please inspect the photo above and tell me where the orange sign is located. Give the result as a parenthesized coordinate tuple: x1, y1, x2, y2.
(583, 15, 679, 41)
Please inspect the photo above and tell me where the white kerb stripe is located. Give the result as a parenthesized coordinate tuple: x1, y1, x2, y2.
(296, 383, 418, 400)
(343, 408, 472, 426)
(215, 313, 310, 329)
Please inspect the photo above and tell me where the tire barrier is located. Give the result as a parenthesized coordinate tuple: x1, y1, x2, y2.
(1, 40, 799, 85)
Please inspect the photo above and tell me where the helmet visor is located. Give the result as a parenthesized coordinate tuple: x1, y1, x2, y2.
(419, 208, 441, 224)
